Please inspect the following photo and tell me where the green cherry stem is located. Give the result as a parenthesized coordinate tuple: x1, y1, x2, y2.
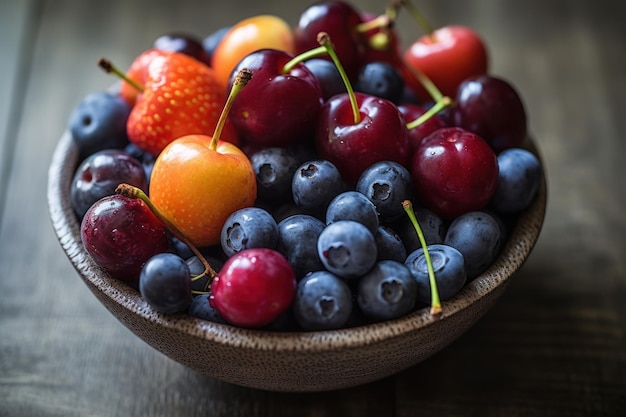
(405, 96, 452, 130)
(208, 68, 252, 151)
(98, 57, 144, 93)
(115, 183, 217, 282)
(400, 0, 435, 37)
(400, 59, 444, 103)
(282, 46, 328, 73)
(402, 200, 442, 317)
(317, 32, 361, 124)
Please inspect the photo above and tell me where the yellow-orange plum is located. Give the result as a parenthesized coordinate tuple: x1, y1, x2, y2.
(212, 15, 295, 88)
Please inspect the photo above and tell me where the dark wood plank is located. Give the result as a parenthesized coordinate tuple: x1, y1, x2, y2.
(0, 0, 625, 416)
(0, 0, 38, 221)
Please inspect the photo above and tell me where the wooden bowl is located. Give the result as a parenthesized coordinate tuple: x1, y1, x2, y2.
(48, 130, 546, 392)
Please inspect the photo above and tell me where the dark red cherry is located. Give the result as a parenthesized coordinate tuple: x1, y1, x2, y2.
(410, 127, 499, 220)
(80, 194, 169, 284)
(452, 75, 527, 153)
(316, 92, 410, 185)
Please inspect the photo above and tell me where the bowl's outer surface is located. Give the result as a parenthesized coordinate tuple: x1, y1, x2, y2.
(48, 131, 547, 392)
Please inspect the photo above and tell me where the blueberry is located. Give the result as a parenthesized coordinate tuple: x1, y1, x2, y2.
(68, 91, 131, 158)
(188, 293, 227, 323)
(491, 148, 543, 214)
(356, 260, 417, 321)
(317, 220, 377, 279)
(250, 147, 301, 205)
(70, 149, 148, 218)
(124, 142, 156, 187)
(444, 211, 503, 279)
(391, 206, 447, 253)
(277, 214, 326, 279)
(356, 161, 414, 223)
(293, 271, 354, 330)
(326, 191, 379, 234)
(355, 61, 405, 104)
(292, 159, 345, 218)
(202, 26, 231, 62)
(139, 253, 192, 314)
(405, 244, 467, 305)
(303, 58, 345, 100)
(374, 225, 407, 262)
(186, 255, 223, 294)
(220, 207, 279, 257)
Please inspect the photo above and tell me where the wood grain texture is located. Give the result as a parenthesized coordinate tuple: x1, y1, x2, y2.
(0, 0, 625, 416)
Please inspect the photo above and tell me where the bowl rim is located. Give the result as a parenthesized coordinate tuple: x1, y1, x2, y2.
(48, 129, 547, 352)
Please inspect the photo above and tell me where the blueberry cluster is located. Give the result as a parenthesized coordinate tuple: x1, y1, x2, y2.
(186, 144, 542, 331)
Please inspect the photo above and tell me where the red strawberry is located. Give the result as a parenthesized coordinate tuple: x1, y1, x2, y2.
(119, 48, 164, 106)
(126, 50, 239, 156)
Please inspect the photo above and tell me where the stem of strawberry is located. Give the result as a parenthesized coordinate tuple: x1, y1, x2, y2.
(208, 68, 252, 151)
(402, 200, 442, 317)
(98, 58, 144, 93)
(115, 184, 217, 282)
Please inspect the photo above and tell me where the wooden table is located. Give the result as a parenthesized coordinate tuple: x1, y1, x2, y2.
(1, 0, 625, 415)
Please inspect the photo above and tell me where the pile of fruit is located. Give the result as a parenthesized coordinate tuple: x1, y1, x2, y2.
(67, 0, 543, 331)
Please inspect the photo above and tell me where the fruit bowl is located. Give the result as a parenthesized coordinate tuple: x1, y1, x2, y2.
(48, 127, 546, 392)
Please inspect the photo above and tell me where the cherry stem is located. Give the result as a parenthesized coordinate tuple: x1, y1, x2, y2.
(356, 13, 393, 34)
(208, 68, 252, 151)
(115, 183, 217, 282)
(98, 58, 144, 93)
(317, 32, 361, 124)
(400, 0, 435, 36)
(402, 200, 442, 317)
(282, 46, 328, 73)
(405, 96, 452, 130)
(400, 60, 444, 103)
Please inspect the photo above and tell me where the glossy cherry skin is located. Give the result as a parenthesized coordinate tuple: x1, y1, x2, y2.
(228, 49, 323, 149)
(403, 25, 488, 100)
(80, 195, 169, 285)
(316, 92, 410, 185)
(209, 248, 296, 328)
(398, 103, 448, 157)
(410, 127, 499, 220)
(293, 0, 366, 80)
(452, 75, 527, 153)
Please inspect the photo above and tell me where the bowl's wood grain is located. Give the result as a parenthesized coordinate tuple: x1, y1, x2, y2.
(48, 131, 546, 392)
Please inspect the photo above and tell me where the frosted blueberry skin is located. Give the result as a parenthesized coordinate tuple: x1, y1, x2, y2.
(356, 161, 414, 223)
(220, 207, 279, 257)
(390, 206, 447, 254)
(139, 253, 192, 314)
(277, 214, 326, 280)
(188, 294, 227, 324)
(374, 225, 407, 263)
(293, 271, 354, 331)
(405, 244, 467, 305)
(357, 260, 417, 321)
(304, 58, 344, 101)
(491, 148, 543, 214)
(326, 191, 380, 235)
(292, 159, 346, 218)
(354, 61, 405, 104)
(68, 91, 131, 159)
(250, 146, 301, 205)
(317, 220, 378, 280)
(444, 211, 503, 280)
